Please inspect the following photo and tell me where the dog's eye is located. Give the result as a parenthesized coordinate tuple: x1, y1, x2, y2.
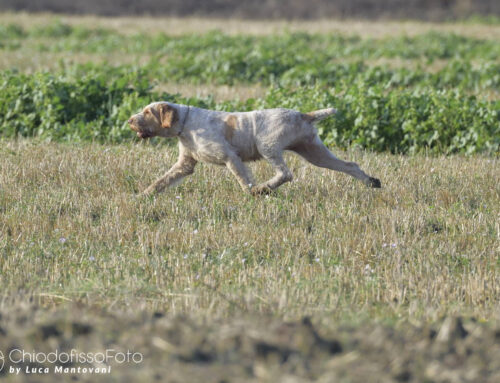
(144, 110, 150, 115)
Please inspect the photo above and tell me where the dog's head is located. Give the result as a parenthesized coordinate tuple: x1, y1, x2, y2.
(128, 102, 179, 139)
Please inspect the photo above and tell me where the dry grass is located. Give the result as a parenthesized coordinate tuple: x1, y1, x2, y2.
(2, 12, 500, 40)
(0, 51, 148, 73)
(1, 140, 498, 322)
(153, 82, 266, 102)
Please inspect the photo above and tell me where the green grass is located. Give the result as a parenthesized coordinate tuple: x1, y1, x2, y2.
(1, 140, 498, 321)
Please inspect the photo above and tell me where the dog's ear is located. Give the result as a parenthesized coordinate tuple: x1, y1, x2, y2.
(159, 104, 178, 129)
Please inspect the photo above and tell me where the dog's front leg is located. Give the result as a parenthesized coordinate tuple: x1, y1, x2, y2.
(143, 156, 197, 195)
(225, 154, 254, 193)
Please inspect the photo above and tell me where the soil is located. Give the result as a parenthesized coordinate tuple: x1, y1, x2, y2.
(0, 304, 498, 382)
(0, 0, 499, 20)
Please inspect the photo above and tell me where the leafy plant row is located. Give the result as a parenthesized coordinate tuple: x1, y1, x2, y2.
(42, 29, 498, 61)
(1, 69, 498, 154)
(2, 22, 500, 61)
(145, 56, 500, 92)
(3, 25, 499, 91)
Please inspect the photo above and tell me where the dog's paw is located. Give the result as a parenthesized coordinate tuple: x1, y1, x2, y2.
(367, 177, 382, 188)
(141, 187, 156, 197)
(250, 185, 272, 196)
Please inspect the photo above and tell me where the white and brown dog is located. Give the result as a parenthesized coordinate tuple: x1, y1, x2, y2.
(128, 102, 381, 195)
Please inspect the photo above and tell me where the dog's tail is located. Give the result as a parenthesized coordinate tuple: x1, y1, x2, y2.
(302, 107, 337, 122)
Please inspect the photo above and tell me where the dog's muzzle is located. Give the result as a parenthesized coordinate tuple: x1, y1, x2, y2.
(128, 119, 151, 139)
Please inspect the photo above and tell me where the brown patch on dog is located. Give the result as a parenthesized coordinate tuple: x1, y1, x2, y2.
(224, 115, 237, 141)
(159, 104, 179, 129)
(301, 113, 316, 123)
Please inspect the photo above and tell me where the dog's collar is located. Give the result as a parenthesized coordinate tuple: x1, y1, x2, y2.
(178, 105, 190, 137)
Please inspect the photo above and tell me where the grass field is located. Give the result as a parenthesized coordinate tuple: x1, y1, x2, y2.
(1, 141, 498, 381)
(2, 140, 499, 318)
(0, 13, 499, 382)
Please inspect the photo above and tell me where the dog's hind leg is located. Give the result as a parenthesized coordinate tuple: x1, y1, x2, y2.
(251, 154, 293, 195)
(291, 136, 381, 188)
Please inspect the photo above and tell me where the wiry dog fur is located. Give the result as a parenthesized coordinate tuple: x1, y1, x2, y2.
(128, 102, 381, 195)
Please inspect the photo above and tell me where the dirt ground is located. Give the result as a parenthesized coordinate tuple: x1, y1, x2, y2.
(0, 302, 498, 382)
(1, 0, 499, 20)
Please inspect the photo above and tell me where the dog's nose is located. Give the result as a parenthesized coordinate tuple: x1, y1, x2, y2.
(128, 118, 133, 124)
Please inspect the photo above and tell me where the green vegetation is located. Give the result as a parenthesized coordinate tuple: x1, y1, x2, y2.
(0, 21, 499, 154)
(3, 21, 500, 61)
(0, 67, 498, 153)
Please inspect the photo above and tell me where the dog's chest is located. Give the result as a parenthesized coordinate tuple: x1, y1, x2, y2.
(191, 148, 226, 165)
(180, 133, 228, 165)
